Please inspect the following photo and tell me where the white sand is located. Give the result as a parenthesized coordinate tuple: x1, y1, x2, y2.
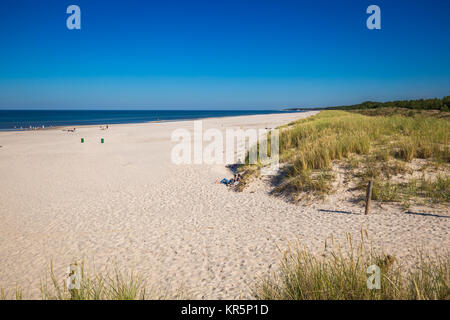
(0, 112, 448, 299)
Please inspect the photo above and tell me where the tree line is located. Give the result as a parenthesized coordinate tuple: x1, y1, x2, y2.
(329, 96, 450, 111)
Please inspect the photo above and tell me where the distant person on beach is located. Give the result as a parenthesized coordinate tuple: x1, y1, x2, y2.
(217, 173, 241, 186)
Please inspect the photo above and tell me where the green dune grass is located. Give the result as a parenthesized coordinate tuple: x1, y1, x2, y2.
(253, 233, 449, 300)
(240, 110, 449, 204)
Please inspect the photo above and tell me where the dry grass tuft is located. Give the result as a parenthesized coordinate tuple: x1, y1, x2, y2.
(2, 261, 188, 300)
(254, 233, 449, 300)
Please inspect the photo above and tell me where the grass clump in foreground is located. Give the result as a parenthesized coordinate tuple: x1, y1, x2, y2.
(240, 110, 449, 204)
(41, 262, 146, 300)
(1, 261, 186, 300)
(254, 233, 449, 300)
(42, 261, 187, 300)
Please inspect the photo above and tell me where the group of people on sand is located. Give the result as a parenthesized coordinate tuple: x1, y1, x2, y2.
(14, 125, 51, 131)
(217, 173, 242, 187)
(62, 125, 109, 132)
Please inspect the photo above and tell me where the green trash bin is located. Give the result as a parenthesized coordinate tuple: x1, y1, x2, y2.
(101, 138, 104, 144)
(81, 138, 84, 143)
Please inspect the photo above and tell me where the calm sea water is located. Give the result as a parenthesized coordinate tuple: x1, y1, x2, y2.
(0, 110, 305, 131)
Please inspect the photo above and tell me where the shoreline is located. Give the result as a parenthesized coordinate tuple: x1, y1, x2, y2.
(0, 110, 306, 133)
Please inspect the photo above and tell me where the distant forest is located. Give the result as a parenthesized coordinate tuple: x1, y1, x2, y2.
(330, 96, 450, 111)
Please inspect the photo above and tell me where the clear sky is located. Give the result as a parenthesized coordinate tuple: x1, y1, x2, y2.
(0, 0, 449, 109)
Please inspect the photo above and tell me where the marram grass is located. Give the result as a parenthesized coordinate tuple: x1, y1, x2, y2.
(240, 110, 450, 203)
(1, 237, 448, 300)
(253, 233, 449, 300)
(1, 261, 187, 300)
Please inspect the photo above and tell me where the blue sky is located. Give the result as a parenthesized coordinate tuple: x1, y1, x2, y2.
(0, 0, 449, 109)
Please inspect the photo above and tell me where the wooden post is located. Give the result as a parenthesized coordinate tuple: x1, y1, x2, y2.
(365, 180, 374, 215)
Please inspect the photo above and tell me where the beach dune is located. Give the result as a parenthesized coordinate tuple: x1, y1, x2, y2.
(0, 112, 448, 299)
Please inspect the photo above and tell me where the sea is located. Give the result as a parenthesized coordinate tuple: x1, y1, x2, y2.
(0, 110, 306, 131)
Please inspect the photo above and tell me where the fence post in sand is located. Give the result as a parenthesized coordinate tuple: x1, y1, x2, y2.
(365, 180, 374, 215)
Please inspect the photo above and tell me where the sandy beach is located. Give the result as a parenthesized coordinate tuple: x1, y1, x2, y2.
(0, 111, 448, 299)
